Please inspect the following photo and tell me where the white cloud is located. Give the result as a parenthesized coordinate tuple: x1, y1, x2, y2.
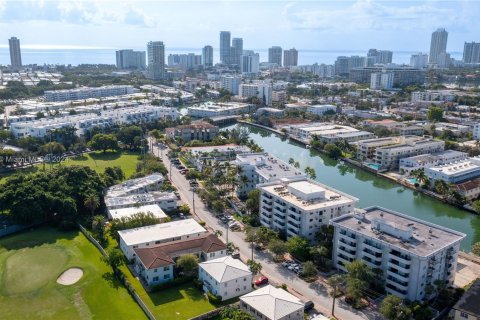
(284, 0, 476, 33)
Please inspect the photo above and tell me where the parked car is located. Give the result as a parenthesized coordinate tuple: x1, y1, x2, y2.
(304, 301, 314, 312)
(179, 213, 186, 219)
(254, 276, 269, 286)
(231, 252, 240, 259)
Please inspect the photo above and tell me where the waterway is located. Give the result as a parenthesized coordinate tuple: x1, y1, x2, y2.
(225, 124, 480, 251)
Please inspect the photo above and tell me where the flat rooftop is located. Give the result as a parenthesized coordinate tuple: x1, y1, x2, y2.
(427, 160, 480, 176)
(108, 204, 167, 220)
(260, 178, 358, 210)
(182, 144, 251, 155)
(331, 206, 466, 257)
(237, 153, 304, 181)
(106, 173, 163, 197)
(118, 219, 207, 246)
(105, 193, 156, 208)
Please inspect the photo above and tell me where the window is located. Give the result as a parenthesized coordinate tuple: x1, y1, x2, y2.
(225, 283, 228, 287)
(163, 266, 170, 271)
(153, 276, 159, 281)
(460, 312, 468, 319)
(210, 253, 215, 257)
(154, 269, 157, 273)
(155, 241, 160, 244)
(164, 274, 170, 280)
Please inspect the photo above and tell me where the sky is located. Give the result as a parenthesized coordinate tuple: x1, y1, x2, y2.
(0, 0, 478, 52)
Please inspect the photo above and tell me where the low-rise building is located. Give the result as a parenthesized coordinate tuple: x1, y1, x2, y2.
(399, 150, 468, 175)
(105, 192, 178, 211)
(258, 177, 358, 241)
(456, 178, 480, 201)
(199, 256, 253, 301)
(449, 278, 480, 320)
(119, 219, 208, 260)
(187, 102, 252, 118)
(183, 144, 251, 171)
(306, 104, 337, 116)
(368, 137, 445, 170)
(240, 285, 304, 320)
(287, 123, 374, 144)
(393, 125, 425, 136)
(107, 204, 168, 221)
(45, 85, 136, 102)
(134, 233, 226, 286)
(106, 173, 164, 198)
(330, 206, 466, 301)
(426, 158, 480, 184)
(430, 122, 470, 137)
(235, 153, 305, 198)
(165, 121, 219, 142)
(255, 107, 284, 118)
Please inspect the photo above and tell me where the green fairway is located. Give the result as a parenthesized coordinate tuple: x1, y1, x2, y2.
(121, 266, 218, 320)
(0, 228, 146, 320)
(58, 151, 140, 178)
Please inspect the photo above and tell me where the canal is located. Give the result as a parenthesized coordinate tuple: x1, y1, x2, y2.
(227, 124, 480, 251)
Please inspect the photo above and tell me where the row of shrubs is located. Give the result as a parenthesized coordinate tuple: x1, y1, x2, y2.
(150, 275, 196, 292)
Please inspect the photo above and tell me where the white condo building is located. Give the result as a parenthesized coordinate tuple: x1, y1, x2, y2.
(399, 150, 468, 175)
(239, 83, 272, 106)
(258, 177, 358, 241)
(119, 219, 207, 260)
(199, 256, 253, 301)
(473, 123, 480, 140)
(187, 102, 252, 118)
(425, 157, 480, 184)
(236, 153, 305, 198)
(240, 50, 260, 74)
(44, 85, 136, 102)
(306, 104, 337, 116)
(220, 75, 241, 95)
(330, 206, 465, 301)
(10, 106, 179, 138)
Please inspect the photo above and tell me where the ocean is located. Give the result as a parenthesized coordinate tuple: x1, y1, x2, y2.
(0, 47, 463, 67)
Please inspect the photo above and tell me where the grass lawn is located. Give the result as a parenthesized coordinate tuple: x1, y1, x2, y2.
(0, 227, 146, 320)
(55, 150, 141, 178)
(0, 150, 140, 184)
(121, 266, 219, 320)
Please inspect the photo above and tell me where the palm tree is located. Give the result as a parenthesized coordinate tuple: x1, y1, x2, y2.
(84, 194, 100, 217)
(411, 169, 428, 186)
(288, 158, 295, 165)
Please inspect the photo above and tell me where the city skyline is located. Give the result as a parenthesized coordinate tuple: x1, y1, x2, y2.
(0, 0, 479, 52)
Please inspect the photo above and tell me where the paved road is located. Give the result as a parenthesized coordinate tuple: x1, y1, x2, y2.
(149, 140, 381, 320)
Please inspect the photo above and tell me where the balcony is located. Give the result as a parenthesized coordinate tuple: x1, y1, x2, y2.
(337, 253, 354, 264)
(287, 228, 299, 237)
(260, 212, 272, 219)
(262, 199, 273, 206)
(387, 260, 410, 274)
(273, 207, 286, 218)
(363, 241, 383, 254)
(339, 230, 356, 240)
(288, 208, 300, 217)
(287, 221, 300, 233)
(339, 238, 357, 251)
(385, 283, 407, 297)
(390, 250, 412, 265)
(362, 250, 382, 263)
(387, 267, 409, 281)
(273, 219, 285, 229)
(261, 206, 272, 212)
(386, 277, 409, 291)
(362, 255, 381, 267)
(338, 247, 356, 259)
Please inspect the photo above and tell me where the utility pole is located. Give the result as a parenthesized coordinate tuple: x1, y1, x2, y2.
(251, 242, 254, 261)
(332, 284, 336, 317)
(192, 187, 196, 214)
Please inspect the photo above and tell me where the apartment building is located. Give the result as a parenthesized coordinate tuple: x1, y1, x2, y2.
(199, 256, 253, 301)
(306, 104, 337, 116)
(107, 204, 168, 221)
(456, 178, 480, 201)
(119, 219, 208, 260)
(11, 106, 179, 138)
(187, 102, 252, 118)
(425, 158, 480, 184)
(239, 83, 272, 106)
(330, 206, 465, 301)
(105, 192, 178, 212)
(288, 123, 374, 144)
(183, 144, 251, 171)
(106, 173, 164, 198)
(134, 233, 226, 286)
(235, 153, 305, 198)
(399, 150, 468, 175)
(220, 75, 241, 95)
(240, 285, 304, 320)
(44, 85, 136, 102)
(165, 121, 219, 142)
(258, 177, 358, 241)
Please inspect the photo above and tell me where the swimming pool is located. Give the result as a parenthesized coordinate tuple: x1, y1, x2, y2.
(406, 178, 418, 184)
(366, 163, 381, 170)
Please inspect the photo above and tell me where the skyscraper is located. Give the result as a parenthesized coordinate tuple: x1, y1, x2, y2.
(240, 50, 260, 74)
(202, 45, 213, 67)
(463, 42, 480, 64)
(268, 46, 282, 66)
(147, 41, 165, 80)
(283, 48, 298, 67)
(429, 28, 448, 65)
(116, 49, 146, 70)
(220, 31, 231, 64)
(367, 49, 393, 64)
(231, 38, 243, 66)
(9, 37, 22, 69)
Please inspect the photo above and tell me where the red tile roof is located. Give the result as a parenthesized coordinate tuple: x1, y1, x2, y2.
(134, 233, 226, 269)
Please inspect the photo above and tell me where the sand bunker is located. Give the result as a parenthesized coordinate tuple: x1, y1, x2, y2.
(57, 268, 83, 285)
